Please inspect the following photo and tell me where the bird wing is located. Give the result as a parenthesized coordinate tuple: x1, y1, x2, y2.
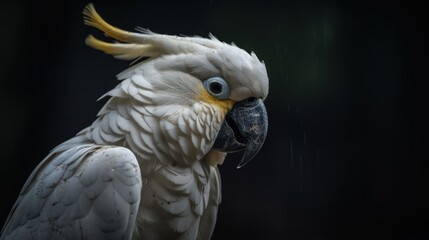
(0, 142, 142, 240)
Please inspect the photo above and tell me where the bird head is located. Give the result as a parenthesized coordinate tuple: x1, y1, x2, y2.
(84, 4, 268, 168)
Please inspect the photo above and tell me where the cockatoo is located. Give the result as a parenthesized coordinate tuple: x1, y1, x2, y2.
(0, 4, 268, 240)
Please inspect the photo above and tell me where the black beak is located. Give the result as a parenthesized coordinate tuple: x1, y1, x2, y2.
(212, 98, 268, 168)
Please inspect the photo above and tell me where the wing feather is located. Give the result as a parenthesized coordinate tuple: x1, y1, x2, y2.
(0, 144, 142, 240)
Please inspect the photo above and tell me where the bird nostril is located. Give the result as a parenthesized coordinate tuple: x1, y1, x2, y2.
(247, 97, 256, 103)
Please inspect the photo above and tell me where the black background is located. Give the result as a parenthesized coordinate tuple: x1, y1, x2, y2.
(0, 0, 427, 239)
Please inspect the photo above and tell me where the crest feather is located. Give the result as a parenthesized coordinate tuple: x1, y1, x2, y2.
(85, 35, 161, 60)
(83, 3, 218, 60)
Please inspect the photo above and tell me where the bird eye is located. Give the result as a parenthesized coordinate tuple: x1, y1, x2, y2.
(203, 77, 231, 100)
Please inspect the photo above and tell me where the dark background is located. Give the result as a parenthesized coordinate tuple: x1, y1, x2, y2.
(0, 0, 427, 239)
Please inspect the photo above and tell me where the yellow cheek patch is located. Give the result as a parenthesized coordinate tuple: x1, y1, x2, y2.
(198, 87, 235, 114)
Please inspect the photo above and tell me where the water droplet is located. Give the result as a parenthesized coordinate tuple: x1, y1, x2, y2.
(290, 140, 294, 168)
(299, 154, 303, 192)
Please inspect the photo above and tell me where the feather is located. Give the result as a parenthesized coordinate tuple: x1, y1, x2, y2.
(158, 166, 194, 191)
(128, 107, 152, 134)
(195, 117, 204, 135)
(125, 135, 151, 161)
(178, 136, 192, 158)
(115, 112, 130, 132)
(100, 114, 112, 134)
(85, 35, 159, 61)
(160, 197, 190, 216)
(92, 187, 130, 232)
(200, 138, 209, 155)
(61, 177, 83, 206)
(177, 114, 191, 135)
(188, 117, 198, 135)
(130, 89, 154, 105)
(18, 187, 45, 220)
(127, 79, 139, 96)
(44, 164, 67, 188)
(190, 133, 199, 150)
(131, 74, 153, 90)
(39, 186, 67, 221)
(160, 119, 178, 140)
(107, 111, 125, 135)
(90, 126, 103, 145)
(83, 4, 143, 43)
(130, 103, 152, 116)
(167, 216, 196, 234)
(112, 178, 141, 204)
(78, 157, 100, 187)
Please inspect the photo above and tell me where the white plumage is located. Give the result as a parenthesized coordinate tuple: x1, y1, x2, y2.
(1, 4, 269, 240)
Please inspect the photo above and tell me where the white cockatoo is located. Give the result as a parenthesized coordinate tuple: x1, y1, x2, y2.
(0, 4, 268, 240)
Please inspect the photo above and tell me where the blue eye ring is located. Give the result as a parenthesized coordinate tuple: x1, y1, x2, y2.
(203, 77, 231, 100)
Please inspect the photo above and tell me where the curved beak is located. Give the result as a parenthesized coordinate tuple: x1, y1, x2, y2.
(212, 98, 268, 168)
